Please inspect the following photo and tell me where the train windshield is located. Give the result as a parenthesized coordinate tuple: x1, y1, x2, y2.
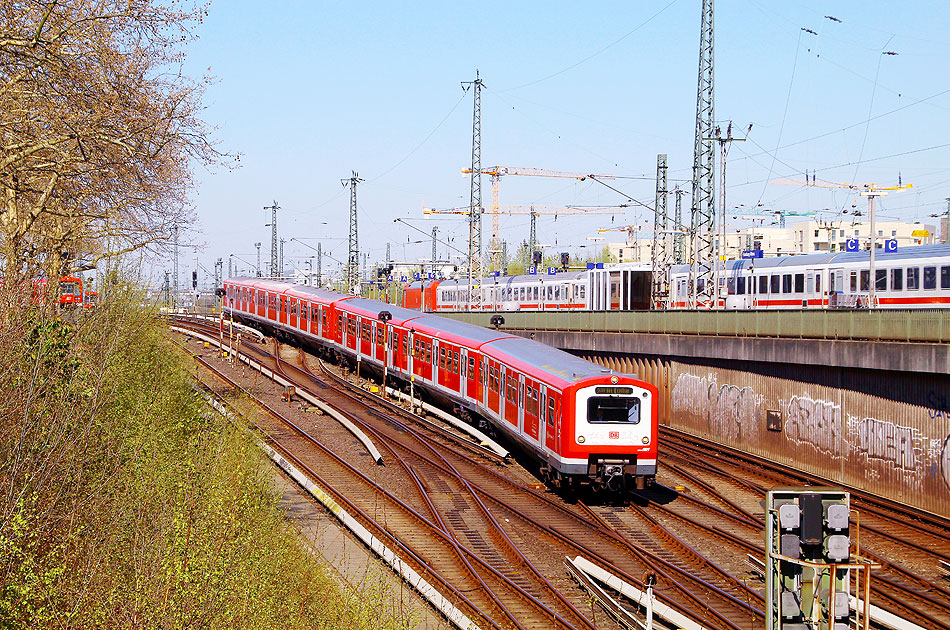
(60, 281, 81, 296)
(587, 396, 640, 424)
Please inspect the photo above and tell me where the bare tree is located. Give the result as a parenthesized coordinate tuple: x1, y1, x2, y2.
(0, 0, 229, 281)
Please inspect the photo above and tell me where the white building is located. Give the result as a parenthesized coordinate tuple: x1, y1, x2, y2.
(606, 219, 937, 263)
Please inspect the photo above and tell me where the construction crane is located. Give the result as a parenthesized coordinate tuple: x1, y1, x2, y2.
(772, 177, 912, 305)
(425, 203, 625, 271)
(459, 166, 617, 271)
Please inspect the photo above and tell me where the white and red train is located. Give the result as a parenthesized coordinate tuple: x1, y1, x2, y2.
(403, 244, 950, 311)
(223, 276, 658, 491)
(670, 244, 950, 309)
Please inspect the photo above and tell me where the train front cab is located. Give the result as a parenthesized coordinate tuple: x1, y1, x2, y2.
(563, 378, 658, 491)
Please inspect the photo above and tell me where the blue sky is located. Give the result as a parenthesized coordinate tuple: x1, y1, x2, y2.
(180, 0, 950, 282)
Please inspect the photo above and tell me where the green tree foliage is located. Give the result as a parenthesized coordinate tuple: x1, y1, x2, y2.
(0, 289, 410, 629)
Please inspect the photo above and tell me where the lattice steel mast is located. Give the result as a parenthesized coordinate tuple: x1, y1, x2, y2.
(674, 187, 686, 263)
(690, 0, 715, 308)
(431, 227, 438, 275)
(342, 171, 363, 293)
(651, 154, 669, 308)
(264, 201, 280, 278)
(462, 71, 484, 310)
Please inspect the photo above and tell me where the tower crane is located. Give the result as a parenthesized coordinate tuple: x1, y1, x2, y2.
(459, 165, 617, 271)
(425, 203, 626, 271)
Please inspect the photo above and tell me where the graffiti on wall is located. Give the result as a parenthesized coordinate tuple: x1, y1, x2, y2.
(670, 373, 763, 443)
(846, 415, 921, 473)
(784, 395, 843, 457)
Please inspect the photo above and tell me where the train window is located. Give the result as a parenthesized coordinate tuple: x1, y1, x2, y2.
(453, 351, 459, 373)
(794, 274, 804, 293)
(891, 268, 903, 291)
(907, 267, 919, 290)
(587, 396, 641, 424)
(555, 285, 560, 300)
(533, 286, 539, 300)
(850, 272, 857, 292)
(439, 347, 445, 369)
(770, 275, 779, 294)
(547, 398, 556, 428)
(782, 274, 792, 294)
(815, 274, 821, 293)
(426, 343, 431, 363)
(759, 276, 768, 294)
(875, 270, 887, 291)
(737, 277, 746, 295)
(924, 266, 937, 290)
(942, 266, 950, 289)
(726, 278, 735, 295)
(860, 270, 869, 291)
(362, 323, 371, 342)
(579, 285, 585, 299)
(468, 357, 475, 380)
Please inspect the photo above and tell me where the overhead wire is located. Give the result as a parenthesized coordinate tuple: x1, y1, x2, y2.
(497, 0, 680, 93)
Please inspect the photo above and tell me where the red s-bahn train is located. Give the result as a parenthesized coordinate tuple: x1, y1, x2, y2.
(223, 276, 658, 491)
(31, 276, 84, 307)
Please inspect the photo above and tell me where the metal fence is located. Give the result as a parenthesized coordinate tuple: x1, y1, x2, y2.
(442, 309, 950, 343)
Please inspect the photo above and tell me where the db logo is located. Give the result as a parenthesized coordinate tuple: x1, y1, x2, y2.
(609, 431, 620, 440)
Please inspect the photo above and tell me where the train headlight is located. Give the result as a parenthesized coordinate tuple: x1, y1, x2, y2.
(642, 436, 650, 444)
(577, 435, 586, 443)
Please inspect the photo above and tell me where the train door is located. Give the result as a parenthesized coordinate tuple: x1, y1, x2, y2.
(829, 267, 845, 307)
(805, 268, 823, 307)
(518, 374, 525, 434)
(538, 386, 547, 448)
(460, 348, 468, 397)
(523, 378, 540, 443)
(466, 351, 479, 402)
(288, 297, 297, 328)
(503, 369, 518, 428)
(360, 319, 372, 359)
(544, 391, 560, 453)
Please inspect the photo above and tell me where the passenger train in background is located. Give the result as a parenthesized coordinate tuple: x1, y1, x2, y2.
(223, 276, 658, 492)
(30, 276, 84, 308)
(403, 244, 950, 312)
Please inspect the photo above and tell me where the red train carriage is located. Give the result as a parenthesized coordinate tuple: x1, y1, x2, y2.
(223, 276, 657, 491)
(30, 276, 84, 308)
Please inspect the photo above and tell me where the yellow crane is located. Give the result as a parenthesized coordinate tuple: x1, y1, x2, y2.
(460, 165, 618, 270)
(424, 203, 626, 271)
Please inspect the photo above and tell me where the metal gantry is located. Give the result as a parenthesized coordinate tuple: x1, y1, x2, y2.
(172, 225, 179, 307)
(690, 0, 716, 308)
(342, 171, 363, 293)
(651, 154, 669, 308)
(462, 71, 484, 311)
(264, 201, 280, 278)
(674, 187, 686, 263)
(431, 227, 438, 275)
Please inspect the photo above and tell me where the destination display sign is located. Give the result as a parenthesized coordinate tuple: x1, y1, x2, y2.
(595, 386, 634, 395)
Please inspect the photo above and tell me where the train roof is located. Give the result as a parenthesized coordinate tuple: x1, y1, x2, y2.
(226, 276, 351, 302)
(441, 270, 590, 288)
(482, 336, 618, 387)
(338, 297, 425, 325)
(407, 314, 516, 345)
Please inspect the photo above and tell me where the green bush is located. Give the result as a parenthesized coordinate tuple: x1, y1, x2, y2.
(0, 286, 414, 629)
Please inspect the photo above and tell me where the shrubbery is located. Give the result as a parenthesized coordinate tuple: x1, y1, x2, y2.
(0, 288, 411, 629)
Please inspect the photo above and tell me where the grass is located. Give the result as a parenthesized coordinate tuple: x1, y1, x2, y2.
(0, 284, 417, 629)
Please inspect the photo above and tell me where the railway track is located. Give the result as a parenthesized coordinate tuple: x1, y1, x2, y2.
(171, 315, 950, 629)
(170, 316, 775, 629)
(653, 426, 950, 629)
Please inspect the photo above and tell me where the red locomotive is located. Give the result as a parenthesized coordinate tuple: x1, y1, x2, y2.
(223, 277, 658, 492)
